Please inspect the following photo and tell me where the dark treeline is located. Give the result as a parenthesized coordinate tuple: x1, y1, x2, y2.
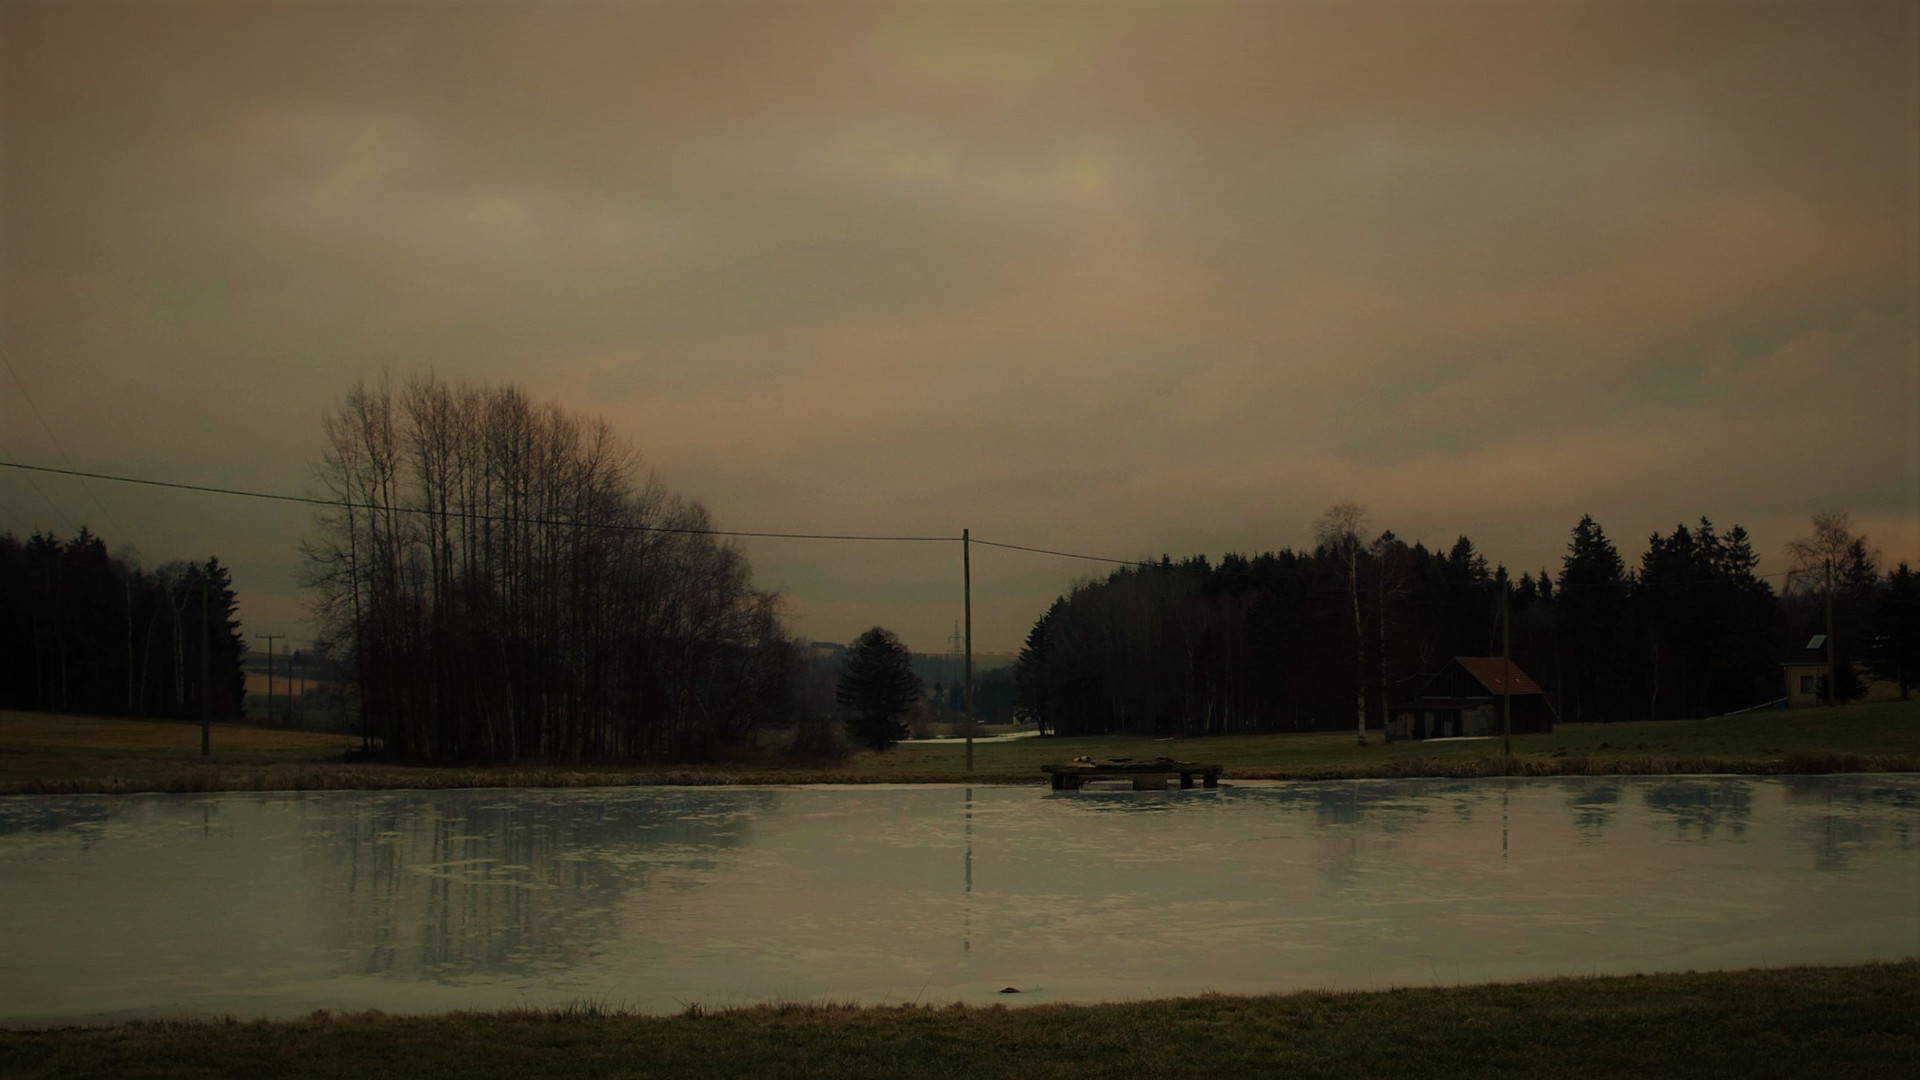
(305, 376, 802, 764)
(1014, 511, 1897, 737)
(927, 667, 1018, 724)
(0, 528, 245, 719)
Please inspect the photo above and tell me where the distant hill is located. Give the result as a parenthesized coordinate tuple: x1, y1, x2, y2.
(807, 642, 1015, 681)
(800, 644, 1018, 722)
(909, 652, 1016, 687)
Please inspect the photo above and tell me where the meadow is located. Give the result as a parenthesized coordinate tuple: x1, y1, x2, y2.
(2, 700, 1916, 795)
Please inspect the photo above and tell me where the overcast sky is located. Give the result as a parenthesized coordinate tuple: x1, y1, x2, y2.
(3, 0, 1917, 657)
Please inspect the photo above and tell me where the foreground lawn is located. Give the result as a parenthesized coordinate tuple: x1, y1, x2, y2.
(5, 962, 1915, 1080)
(3, 701, 1916, 794)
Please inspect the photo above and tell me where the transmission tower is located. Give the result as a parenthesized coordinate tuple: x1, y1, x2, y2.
(946, 620, 964, 668)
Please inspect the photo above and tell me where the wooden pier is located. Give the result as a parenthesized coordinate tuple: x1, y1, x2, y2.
(1043, 757, 1222, 791)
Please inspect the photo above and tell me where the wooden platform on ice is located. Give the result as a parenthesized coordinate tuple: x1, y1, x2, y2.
(1042, 758, 1222, 791)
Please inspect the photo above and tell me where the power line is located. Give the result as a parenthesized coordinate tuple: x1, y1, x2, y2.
(1, 463, 77, 535)
(0, 458, 1803, 588)
(0, 346, 127, 536)
(969, 537, 1144, 566)
(0, 461, 958, 543)
(0, 428, 79, 534)
(0, 497, 27, 534)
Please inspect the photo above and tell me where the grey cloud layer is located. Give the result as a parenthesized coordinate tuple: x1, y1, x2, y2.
(3, 0, 1914, 652)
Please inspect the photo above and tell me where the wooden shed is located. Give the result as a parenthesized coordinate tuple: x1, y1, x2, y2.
(1389, 657, 1551, 740)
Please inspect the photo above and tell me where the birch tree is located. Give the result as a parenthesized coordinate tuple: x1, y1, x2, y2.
(1316, 501, 1368, 746)
(304, 375, 800, 763)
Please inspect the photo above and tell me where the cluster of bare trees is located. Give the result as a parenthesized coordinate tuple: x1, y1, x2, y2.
(305, 376, 801, 763)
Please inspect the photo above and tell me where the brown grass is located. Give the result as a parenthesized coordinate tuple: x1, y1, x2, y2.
(5, 961, 1916, 1079)
(4, 701, 1917, 795)
(0, 710, 356, 753)
(1226, 750, 1920, 781)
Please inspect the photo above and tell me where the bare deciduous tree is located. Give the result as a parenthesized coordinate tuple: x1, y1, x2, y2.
(1786, 511, 1877, 596)
(1785, 510, 1880, 706)
(304, 375, 800, 763)
(1316, 501, 1368, 746)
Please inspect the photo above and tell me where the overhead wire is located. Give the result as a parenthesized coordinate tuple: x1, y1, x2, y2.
(0, 346, 128, 536)
(0, 497, 31, 535)
(0, 461, 958, 543)
(967, 537, 1142, 566)
(0, 456, 77, 535)
(1, 458, 1803, 589)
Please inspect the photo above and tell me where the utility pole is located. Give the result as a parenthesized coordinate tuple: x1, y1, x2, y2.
(963, 528, 975, 776)
(1377, 547, 1392, 743)
(1349, 539, 1364, 746)
(1825, 557, 1836, 705)
(200, 583, 210, 756)
(1501, 586, 1512, 758)
(291, 649, 302, 726)
(125, 576, 135, 715)
(260, 634, 283, 725)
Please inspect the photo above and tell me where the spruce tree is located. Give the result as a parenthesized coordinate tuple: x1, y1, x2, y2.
(180, 558, 248, 720)
(1868, 563, 1919, 699)
(1013, 601, 1059, 733)
(835, 627, 921, 751)
(1560, 516, 1629, 721)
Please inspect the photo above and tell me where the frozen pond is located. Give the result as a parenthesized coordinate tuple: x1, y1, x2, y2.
(2, 775, 1916, 1023)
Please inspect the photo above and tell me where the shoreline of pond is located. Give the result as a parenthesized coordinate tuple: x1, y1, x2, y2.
(5, 748, 1918, 796)
(6, 961, 1916, 1078)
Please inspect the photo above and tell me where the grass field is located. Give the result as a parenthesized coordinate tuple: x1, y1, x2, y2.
(837, 699, 1920, 782)
(3, 700, 1916, 795)
(4, 962, 1915, 1079)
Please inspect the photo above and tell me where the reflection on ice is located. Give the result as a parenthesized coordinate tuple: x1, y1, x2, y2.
(1567, 780, 1624, 838)
(1641, 778, 1754, 839)
(1, 775, 1915, 1023)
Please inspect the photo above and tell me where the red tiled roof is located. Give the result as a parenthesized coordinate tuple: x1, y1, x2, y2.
(1454, 656, 1543, 696)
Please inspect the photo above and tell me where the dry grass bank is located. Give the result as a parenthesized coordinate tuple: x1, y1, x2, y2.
(5, 961, 1916, 1079)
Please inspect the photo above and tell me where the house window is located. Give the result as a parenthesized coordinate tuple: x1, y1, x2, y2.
(1799, 675, 1816, 694)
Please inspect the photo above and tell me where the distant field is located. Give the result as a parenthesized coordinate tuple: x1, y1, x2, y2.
(1, 701, 1915, 795)
(0, 711, 353, 753)
(0, 711, 362, 793)
(850, 699, 1920, 781)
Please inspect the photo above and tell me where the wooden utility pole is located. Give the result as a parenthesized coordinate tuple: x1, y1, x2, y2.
(1348, 539, 1364, 747)
(1377, 549, 1392, 743)
(1825, 557, 1836, 704)
(1501, 586, 1512, 758)
(963, 528, 975, 776)
(200, 584, 210, 756)
(125, 576, 135, 715)
(260, 634, 283, 725)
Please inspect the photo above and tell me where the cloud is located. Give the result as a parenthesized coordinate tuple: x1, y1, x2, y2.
(2, 0, 1914, 653)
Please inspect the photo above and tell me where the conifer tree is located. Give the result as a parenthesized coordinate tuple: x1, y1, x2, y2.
(188, 557, 248, 720)
(1559, 515, 1629, 721)
(835, 627, 921, 751)
(1868, 563, 1919, 699)
(1013, 600, 1060, 734)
